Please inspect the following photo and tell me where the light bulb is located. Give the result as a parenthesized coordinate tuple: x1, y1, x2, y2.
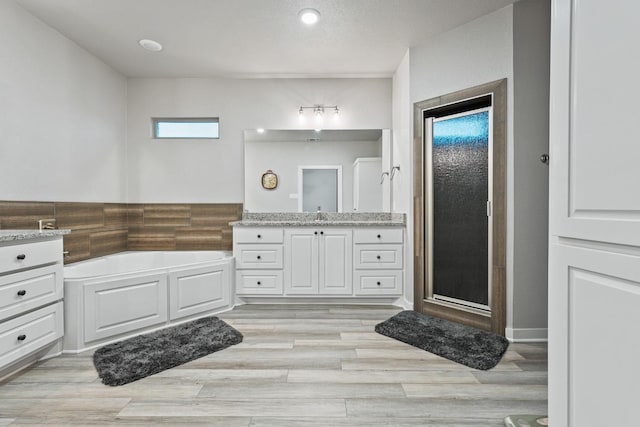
(299, 8, 320, 25)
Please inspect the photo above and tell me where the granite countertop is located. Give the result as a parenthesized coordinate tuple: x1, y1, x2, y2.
(231, 212, 406, 227)
(0, 229, 71, 242)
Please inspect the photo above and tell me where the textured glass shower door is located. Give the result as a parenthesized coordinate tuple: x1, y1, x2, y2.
(427, 108, 492, 311)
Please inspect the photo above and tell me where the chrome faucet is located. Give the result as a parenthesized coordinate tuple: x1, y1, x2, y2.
(38, 219, 57, 231)
(316, 206, 322, 221)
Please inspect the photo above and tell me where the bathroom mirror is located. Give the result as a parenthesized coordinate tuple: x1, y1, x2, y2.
(244, 129, 391, 212)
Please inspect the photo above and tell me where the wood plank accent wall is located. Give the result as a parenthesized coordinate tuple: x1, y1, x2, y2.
(127, 204, 242, 251)
(0, 201, 243, 264)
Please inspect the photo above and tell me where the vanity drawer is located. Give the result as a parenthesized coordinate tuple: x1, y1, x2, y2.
(0, 264, 63, 322)
(235, 245, 283, 269)
(354, 270, 403, 295)
(234, 228, 284, 244)
(0, 301, 63, 369)
(0, 239, 62, 274)
(353, 228, 403, 244)
(236, 270, 283, 295)
(354, 244, 403, 269)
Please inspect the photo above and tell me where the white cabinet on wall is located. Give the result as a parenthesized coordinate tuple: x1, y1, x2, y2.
(352, 157, 382, 212)
(284, 228, 352, 295)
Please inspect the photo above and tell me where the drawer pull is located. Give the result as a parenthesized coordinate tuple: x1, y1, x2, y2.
(17, 289, 27, 296)
(320, 231, 324, 235)
(377, 234, 381, 238)
(314, 231, 318, 235)
(257, 234, 262, 239)
(16, 254, 26, 260)
(256, 255, 261, 260)
(377, 281, 381, 286)
(376, 255, 381, 260)
(257, 281, 261, 285)
(17, 334, 27, 341)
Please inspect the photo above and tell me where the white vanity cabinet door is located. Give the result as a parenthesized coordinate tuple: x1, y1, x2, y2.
(318, 229, 352, 295)
(284, 229, 318, 295)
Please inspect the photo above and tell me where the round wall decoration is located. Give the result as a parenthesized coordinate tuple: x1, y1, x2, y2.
(261, 170, 278, 190)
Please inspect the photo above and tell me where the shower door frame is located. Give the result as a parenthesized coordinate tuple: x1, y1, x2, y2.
(413, 79, 506, 335)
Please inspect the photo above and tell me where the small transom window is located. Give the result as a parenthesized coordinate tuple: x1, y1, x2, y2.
(152, 117, 219, 139)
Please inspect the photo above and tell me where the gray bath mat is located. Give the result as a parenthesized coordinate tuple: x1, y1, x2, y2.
(93, 316, 243, 386)
(375, 310, 508, 370)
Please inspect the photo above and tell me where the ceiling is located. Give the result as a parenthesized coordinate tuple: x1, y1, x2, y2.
(16, 0, 516, 78)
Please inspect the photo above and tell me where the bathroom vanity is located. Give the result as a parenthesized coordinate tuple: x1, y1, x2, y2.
(0, 230, 68, 379)
(232, 213, 405, 302)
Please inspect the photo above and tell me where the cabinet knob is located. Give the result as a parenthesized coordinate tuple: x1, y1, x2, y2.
(377, 281, 381, 286)
(17, 290, 26, 297)
(16, 254, 26, 260)
(314, 231, 318, 235)
(257, 281, 261, 285)
(320, 231, 324, 235)
(377, 234, 381, 238)
(257, 234, 261, 239)
(257, 255, 261, 260)
(17, 334, 26, 341)
(376, 255, 381, 260)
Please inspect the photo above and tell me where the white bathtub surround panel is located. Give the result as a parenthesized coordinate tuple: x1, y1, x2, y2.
(63, 251, 234, 353)
(169, 263, 231, 320)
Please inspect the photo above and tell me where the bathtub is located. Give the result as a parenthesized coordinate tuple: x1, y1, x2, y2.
(63, 251, 234, 353)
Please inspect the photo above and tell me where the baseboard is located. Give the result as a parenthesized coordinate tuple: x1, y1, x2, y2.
(505, 327, 548, 342)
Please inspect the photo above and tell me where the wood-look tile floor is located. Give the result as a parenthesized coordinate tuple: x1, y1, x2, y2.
(0, 305, 547, 426)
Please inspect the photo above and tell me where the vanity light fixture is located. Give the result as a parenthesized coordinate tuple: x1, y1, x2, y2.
(299, 8, 320, 25)
(138, 39, 163, 52)
(298, 105, 339, 116)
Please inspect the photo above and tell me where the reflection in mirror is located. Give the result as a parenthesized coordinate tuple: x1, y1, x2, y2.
(244, 129, 388, 212)
(300, 166, 342, 213)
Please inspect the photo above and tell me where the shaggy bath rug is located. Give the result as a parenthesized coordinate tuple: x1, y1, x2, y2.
(93, 316, 243, 386)
(375, 310, 509, 370)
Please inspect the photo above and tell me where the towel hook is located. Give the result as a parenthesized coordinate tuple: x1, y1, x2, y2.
(380, 171, 389, 184)
(390, 165, 401, 180)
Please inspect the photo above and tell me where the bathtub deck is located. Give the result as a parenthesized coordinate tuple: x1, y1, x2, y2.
(0, 304, 547, 426)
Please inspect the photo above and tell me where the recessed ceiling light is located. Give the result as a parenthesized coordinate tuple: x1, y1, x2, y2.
(299, 8, 320, 25)
(138, 39, 163, 52)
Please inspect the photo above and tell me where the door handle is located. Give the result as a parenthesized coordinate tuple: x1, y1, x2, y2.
(540, 153, 549, 164)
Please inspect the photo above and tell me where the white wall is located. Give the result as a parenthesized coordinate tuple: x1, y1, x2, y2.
(392, 49, 413, 307)
(408, 6, 516, 331)
(126, 78, 391, 203)
(0, 1, 127, 203)
(511, 0, 550, 340)
(245, 140, 381, 212)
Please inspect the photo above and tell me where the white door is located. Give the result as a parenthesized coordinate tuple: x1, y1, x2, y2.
(549, 1, 640, 425)
(284, 228, 318, 295)
(318, 229, 353, 295)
